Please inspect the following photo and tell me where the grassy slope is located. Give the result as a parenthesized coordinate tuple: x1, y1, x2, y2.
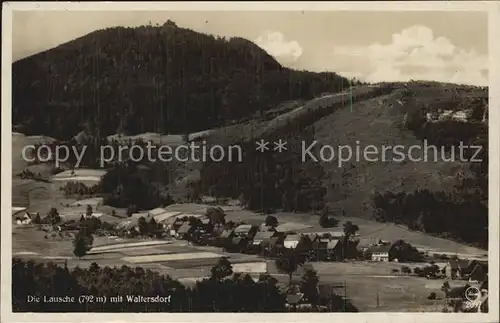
(173, 82, 485, 223)
(12, 133, 57, 208)
(313, 86, 472, 218)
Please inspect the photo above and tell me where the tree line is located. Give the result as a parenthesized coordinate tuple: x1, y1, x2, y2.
(12, 257, 356, 312)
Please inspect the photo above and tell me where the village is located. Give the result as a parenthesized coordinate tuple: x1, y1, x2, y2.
(12, 193, 489, 312)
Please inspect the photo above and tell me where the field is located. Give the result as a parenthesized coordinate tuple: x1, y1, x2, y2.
(52, 169, 107, 183)
(12, 214, 471, 312)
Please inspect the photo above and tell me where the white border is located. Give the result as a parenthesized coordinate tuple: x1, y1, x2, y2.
(2, 1, 499, 323)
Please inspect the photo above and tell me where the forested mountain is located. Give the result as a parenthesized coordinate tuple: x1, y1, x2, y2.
(12, 20, 350, 140)
(12, 20, 488, 249)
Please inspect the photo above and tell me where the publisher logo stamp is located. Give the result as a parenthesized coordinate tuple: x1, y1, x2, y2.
(464, 286, 481, 303)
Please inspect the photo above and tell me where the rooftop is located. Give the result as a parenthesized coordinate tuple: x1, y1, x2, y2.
(367, 244, 393, 253)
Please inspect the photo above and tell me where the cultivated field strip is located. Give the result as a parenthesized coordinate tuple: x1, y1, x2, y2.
(122, 251, 223, 264)
(90, 240, 173, 252)
(118, 245, 194, 256)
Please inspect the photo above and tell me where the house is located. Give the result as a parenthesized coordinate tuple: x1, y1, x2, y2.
(286, 293, 305, 309)
(445, 258, 473, 280)
(119, 221, 140, 236)
(468, 260, 488, 283)
(200, 217, 211, 226)
(252, 231, 275, 247)
(176, 223, 192, 239)
(266, 236, 285, 256)
(324, 231, 345, 239)
(326, 239, 343, 261)
(310, 231, 345, 239)
(154, 211, 182, 227)
(171, 218, 185, 231)
(367, 244, 392, 262)
(214, 229, 234, 247)
(233, 224, 258, 239)
(227, 236, 249, 253)
(284, 234, 301, 249)
(311, 238, 329, 261)
(201, 196, 217, 204)
(302, 233, 319, 244)
(15, 212, 33, 225)
(83, 212, 103, 219)
(148, 207, 168, 218)
(357, 238, 376, 252)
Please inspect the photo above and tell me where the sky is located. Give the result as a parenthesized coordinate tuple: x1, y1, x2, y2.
(12, 10, 488, 86)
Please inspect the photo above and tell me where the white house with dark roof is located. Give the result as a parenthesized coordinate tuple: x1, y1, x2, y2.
(367, 244, 393, 262)
(284, 234, 301, 249)
(15, 212, 33, 225)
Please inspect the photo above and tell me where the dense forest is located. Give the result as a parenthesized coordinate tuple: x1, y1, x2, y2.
(12, 258, 353, 312)
(13, 20, 350, 140)
(200, 124, 326, 213)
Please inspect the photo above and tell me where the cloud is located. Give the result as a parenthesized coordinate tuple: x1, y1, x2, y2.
(333, 25, 487, 86)
(255, 31, 303, 62)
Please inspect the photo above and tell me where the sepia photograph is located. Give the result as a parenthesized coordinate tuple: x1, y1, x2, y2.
(1, 1, 498, 322)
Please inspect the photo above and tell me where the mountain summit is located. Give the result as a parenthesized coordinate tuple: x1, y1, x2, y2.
(12, 20, 350, 139)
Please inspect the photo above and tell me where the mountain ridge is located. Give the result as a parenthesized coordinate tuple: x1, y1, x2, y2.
(12, 20, 351, 140)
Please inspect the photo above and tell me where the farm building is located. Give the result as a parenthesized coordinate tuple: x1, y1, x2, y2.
(176, 223, 192, 239)
(83, 212, 103, 219)
(327, 239, 343, 261)
(469, 261, 488, 283)
(153, 211, 182, 225)
(15, 212, 33, 225)
(120, 221, 140, 236)
(131, 212, 151, 221)
(148, 207, 168, 218)
(311, 237, 330, 261)
(214, 229, 234, 247)
(445, 259, 488, 281)
(232, 262, 267, 274)
(445, 258, 473, 280)
(228, 237, 249, 253)
(275, 222, 312, 233)
(367, 244, 392, 262)
(357, 238, 376, 252)
(318, 231, 345, 239)
(265, 236, 285, 256)
(252, 231, 275, 245)
(302, 233, 319, 244)
(284, 234, 301, 249)
(201, 196, 217, 204)
(12, 206, 27, 217)
(286, 293, 305, 308)
(234, 224, 258, 239)
(200, 217, 211, 225)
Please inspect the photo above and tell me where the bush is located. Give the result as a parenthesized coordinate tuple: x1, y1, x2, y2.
(265, 215, 278, 227)
(428, 292, 437, 300)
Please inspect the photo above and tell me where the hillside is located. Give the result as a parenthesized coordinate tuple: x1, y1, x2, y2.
(12, 20, 350, 140)
(196, 81, 488, 247)
(10, 21, 488, 248)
